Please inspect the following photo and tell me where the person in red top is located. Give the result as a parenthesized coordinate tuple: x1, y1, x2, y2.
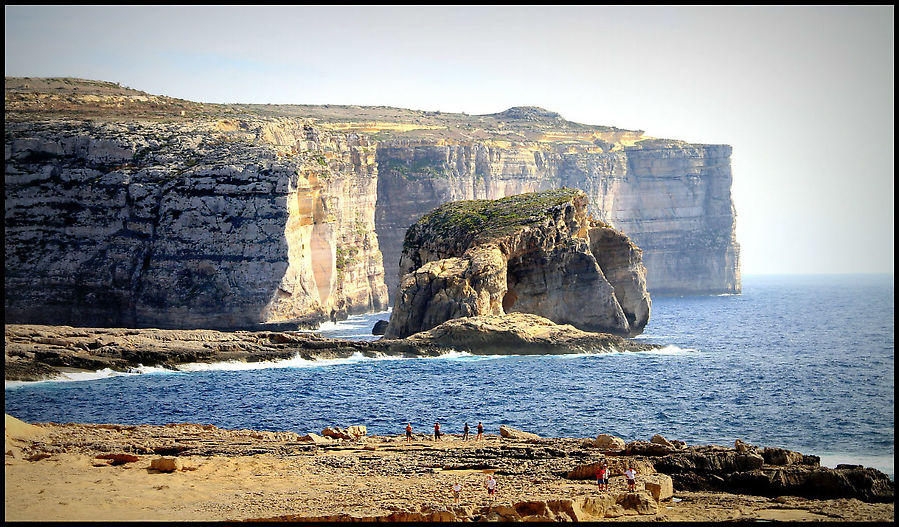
(596, 464, 609, 492)
(476, 422, 484, 440)
(434, 422, 441, 441)
(405, 423, 413, 442)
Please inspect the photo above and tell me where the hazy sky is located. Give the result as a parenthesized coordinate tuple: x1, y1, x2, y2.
(5, 5, 894, 274)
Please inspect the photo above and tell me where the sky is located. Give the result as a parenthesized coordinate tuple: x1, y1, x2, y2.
(4, 5, 894, 275)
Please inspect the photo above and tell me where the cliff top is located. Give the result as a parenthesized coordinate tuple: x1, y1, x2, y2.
(5, 76, 658, 148)
(407, 188, 586, 247)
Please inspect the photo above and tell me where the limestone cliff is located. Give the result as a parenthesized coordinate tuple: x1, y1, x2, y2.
(384, 189, 651, 338)
(5, 84, 388, 329)
(5, 79, 738, 330)
(373, 114, 740, 299)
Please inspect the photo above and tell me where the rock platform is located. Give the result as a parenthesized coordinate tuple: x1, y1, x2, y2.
(4, 415, 893, 522)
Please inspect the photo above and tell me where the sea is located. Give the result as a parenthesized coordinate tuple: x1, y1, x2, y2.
(5, 274, 894, 480)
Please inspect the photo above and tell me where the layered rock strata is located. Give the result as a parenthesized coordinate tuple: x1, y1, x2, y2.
(5, 115, 388, 329)
(5, 79, 739, 331)
(374, 115, 740, 299)
(385, 189, 651, 338)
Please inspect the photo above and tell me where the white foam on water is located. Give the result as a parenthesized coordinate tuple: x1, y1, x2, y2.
(425, 350, 519, 361)
(4, 364, 180, 389)
(634, 344, 698, 355)
(298, 309, 392, 341)
(176, 351, 385, 372)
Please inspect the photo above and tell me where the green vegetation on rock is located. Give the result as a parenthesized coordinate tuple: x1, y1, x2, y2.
(412, 188, 583, 244)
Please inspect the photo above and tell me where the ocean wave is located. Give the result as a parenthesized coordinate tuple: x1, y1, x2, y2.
(176, 351, 396, 372)
(4, 364, 180, 388)
(634, 344, 698, 355)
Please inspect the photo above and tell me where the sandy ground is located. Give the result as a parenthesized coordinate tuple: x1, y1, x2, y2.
(5, 416, 894, 522)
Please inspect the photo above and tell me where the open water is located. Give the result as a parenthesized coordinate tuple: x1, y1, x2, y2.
(5, 274, 894, 478)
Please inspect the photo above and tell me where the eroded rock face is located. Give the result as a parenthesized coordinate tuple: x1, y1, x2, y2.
(4, 117, 388, 329)
(375, 138, 740, 299)
(385, 189, 650, 338)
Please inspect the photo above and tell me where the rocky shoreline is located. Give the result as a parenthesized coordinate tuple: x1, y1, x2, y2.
(5, 415, 893, 522)
(4, 315, 660, 382)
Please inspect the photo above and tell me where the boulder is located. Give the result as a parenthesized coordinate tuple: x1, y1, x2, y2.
(642, 473, 674, 502)
(150, 456, 182, 472)
(345, 425, 367, 438)
(734, 439, 756, 453)
(298, 433, 331, 444)
(321, 427, 349, 439)
(593, 434, 626, 451)
(615, 491, 658, 514)
(650, 434, 674, 447)
(372, 320, 389, 335)
(762, 446, 804, 466)
(321, 426, 367, 440)
(499, 425, 541, 441)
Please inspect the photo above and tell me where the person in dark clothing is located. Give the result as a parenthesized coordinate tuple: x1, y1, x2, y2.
(463, 422, 470, 441)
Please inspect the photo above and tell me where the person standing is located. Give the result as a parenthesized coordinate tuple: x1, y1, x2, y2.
(485, 474, 497, 502)
(596, 464, 609, 492)
(476, 422, 484, 441)
(463, 422, 470, 441)
(434, 421, 441, 441)
(405, 423, 413, 442)
(625, 466, 637, 492)
(451, 481, 462, 505)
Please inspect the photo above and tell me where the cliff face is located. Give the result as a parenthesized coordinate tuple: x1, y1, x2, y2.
(375, 135, 740, 300)
(4, 116, 388, 329)
(4, 80, 739, 330)
(385, 189, 651, 338)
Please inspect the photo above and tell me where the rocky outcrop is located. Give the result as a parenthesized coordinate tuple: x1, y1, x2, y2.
(384, 189, 651, 338)
(5, 115, 388, 329)
(399, 313, 659, 355)
(4, 320, 658, 381)
(651, 445, 894, 503)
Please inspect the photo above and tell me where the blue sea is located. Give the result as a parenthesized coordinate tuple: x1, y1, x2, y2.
(5, 274, 894, 479)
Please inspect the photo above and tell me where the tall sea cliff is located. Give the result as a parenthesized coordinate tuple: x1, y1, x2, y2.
(4, 78, 740, 330)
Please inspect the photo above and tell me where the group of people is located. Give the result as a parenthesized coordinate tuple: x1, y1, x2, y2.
(447, 466, 637, 506)
(404, 421, 485, 442)
(403, 423, 639, 504)
(596, 464, 638, 493)
(451, 474, 497, 505)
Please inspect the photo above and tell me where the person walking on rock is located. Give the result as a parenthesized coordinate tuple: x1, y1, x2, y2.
(485, 474, 497, 502)
(476, 422, 484, 441)
(596, 464, 609, 492)
(463, 422, 470, 441)
(405, 423, 413, 442)
(625, 466, 637, 492)
(452, 481, 462, 505)
(434, 422, 441, 441)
